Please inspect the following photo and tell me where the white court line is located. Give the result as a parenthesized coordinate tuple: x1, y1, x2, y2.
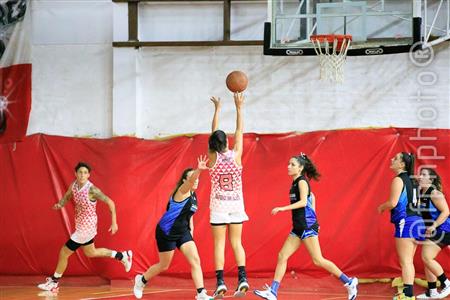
(80, 288, 184, 300)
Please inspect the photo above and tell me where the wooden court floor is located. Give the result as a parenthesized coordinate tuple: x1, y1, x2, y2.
(0, 274, 423, 299)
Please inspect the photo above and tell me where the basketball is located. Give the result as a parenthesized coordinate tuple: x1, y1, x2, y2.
(226, 71, 248, 93)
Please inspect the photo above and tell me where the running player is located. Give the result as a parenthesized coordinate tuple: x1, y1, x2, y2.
(133, 156, 213, 300)
(38, 162, 132, 292)
(254, 153, 358, 300)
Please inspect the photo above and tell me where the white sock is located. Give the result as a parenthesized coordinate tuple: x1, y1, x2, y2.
(53, 272, 62, 279)
(111, 250, 117, 258)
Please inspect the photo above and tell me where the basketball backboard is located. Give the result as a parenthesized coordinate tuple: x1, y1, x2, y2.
(264, 0, 450, 56)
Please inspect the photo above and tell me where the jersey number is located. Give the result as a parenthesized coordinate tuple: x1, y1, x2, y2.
(219, 174, 233, 191)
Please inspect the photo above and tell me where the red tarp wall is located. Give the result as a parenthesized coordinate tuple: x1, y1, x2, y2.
(0, 128, 448, 279)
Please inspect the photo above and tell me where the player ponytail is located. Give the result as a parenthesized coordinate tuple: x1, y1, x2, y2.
(295, 153, 321, 181)
(401, 152, 417, 186)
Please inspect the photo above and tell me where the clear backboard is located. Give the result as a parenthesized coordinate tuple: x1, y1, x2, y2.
(264, 0, 449, 56)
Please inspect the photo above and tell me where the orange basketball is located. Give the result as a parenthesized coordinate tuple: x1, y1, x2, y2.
(226, 71, 248, 93)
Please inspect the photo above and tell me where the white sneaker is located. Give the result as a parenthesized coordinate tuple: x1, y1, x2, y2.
(344, 277, 358, 300)
(234, 279, 249, 297)
(254, 284, 277, 300)
(196, 289, 214, 300)
(121, 250, 133, 272)
(439, 284, 450, 299)
(37, 277, 59, 292)
(213, 283, 227, 299)
(417, 290, 440, 299)
(133, 274, 145, 299)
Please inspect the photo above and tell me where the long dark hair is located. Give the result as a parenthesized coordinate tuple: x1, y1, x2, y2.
(209, 130, 227, 153)
(422, 167, 443, 192)
(400, 152, 415, 176)
(294, 153, 320, 181)
(400, 152, 417, 186)
(172, 168, 194, 197)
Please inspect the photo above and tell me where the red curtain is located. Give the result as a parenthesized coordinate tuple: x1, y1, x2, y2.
(0, 128, 449, 279)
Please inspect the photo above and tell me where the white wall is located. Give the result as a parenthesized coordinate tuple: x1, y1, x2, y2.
(29, 0, 113, 137)
(123, 44, 450, 138)
(28, 0, 450, 138)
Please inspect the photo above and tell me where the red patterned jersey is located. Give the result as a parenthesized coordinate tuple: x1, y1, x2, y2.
(209, 150, 245, 213)
(70, 180, 97, 243)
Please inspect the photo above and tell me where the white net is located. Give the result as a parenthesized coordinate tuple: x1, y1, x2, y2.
(311, 35, 352, 83)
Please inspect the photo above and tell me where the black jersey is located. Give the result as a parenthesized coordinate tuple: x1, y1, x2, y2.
(290, 175, 319, 232)
(390, 172, 420, 224)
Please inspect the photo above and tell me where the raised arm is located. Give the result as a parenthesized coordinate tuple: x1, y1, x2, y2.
(210, 96, 221, 133)
(233, 92, 244, 163)
(377, 177, 403, 213)
(53, 186, 73, 210)
(177, 155, 209, 196)
(90, 186, 118, 234)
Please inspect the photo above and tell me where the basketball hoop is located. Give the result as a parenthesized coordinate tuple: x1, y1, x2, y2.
(310, 34, 352, 83)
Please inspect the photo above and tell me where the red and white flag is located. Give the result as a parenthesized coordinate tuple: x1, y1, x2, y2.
(0, 0, 31, 144)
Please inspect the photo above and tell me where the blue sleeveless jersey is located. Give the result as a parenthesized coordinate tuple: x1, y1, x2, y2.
(158, 192, 198, 239)
(419, 186, 450, 233)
